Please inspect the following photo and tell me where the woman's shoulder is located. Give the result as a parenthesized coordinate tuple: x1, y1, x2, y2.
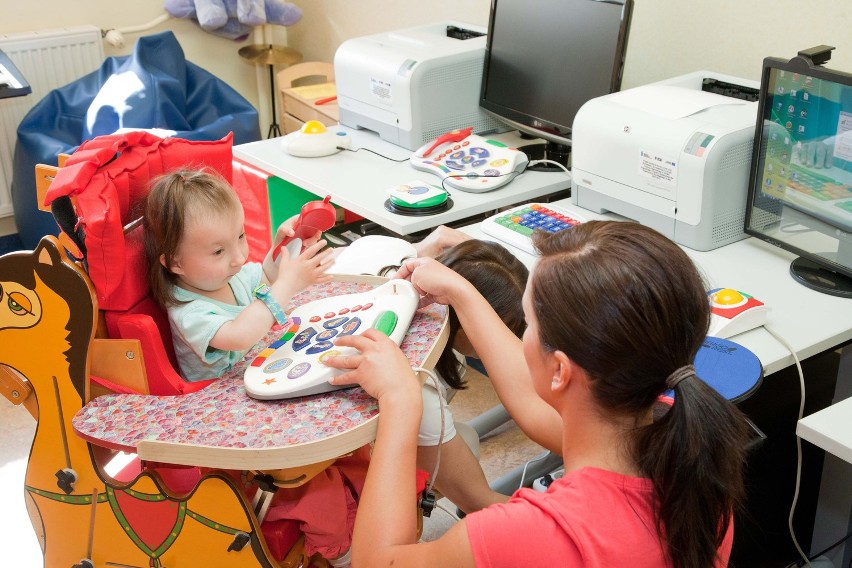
(464, 468, 666, 566)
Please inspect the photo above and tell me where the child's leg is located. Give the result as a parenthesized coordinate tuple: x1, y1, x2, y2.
(417, 435, 509, 515)
(262, 445, 370, 562)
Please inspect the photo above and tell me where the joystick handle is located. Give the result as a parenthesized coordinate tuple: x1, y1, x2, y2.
(273, 195, 337, 260)
(417, 126, 473, 158)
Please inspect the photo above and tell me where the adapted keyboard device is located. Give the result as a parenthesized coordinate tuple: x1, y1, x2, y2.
(244, 279, 419, 400)
(481, 202, 587, 255)
(410, 128, 529, 193)
(707, 288, 770, 339)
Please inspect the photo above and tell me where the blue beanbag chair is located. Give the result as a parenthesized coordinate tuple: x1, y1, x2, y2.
(12, 30, 261, 249)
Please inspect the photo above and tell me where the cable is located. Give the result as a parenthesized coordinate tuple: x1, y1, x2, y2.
(528, 159, 571, 174)
(763, 324, 812, 568)
(518, 451, 552, 490)
(338, 146, 410, 162)
(434, 501, 461, 522)
(805, 528, 852, 563)
(102, 13, 171, 48)
(412, 367, 446, 496)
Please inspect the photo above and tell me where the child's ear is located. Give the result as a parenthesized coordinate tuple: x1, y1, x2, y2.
(161, 254, 181, 274)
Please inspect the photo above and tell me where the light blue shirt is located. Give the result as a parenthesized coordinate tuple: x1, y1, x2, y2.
(167, 262, 263, 382)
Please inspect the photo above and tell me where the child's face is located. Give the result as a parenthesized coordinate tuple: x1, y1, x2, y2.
(168, 206, 249, 294)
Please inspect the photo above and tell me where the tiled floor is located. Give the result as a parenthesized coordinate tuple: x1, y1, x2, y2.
(0, 366, 545, 565)
(0, 395, 42, 566)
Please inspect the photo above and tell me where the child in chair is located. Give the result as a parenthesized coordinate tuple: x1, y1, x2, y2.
(143, 168, 335, 381)
(142, 168, 361, 567)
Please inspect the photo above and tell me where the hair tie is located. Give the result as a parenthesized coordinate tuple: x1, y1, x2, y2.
(666, 365, 696, 390)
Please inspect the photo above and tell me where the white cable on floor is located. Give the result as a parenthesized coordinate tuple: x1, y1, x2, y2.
(763, 324, 812, 568)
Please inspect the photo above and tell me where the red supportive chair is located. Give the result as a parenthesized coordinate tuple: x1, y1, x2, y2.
(41, 130, 235, 396)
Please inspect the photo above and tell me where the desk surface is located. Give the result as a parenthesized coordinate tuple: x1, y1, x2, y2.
(233, 128, 571, 235)
(797, 395, 852, 464)
(460, 199, 852, 378)
(72, 279, 448, 470)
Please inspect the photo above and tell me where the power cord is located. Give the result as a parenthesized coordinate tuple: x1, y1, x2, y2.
(412, 366, 446, 516)
(337, 146, 411, 162)
(763, 324, 812, 568)
(784, 528, 852, 567)
(528, 159, 571, 174)
(518, 451, 553, 490)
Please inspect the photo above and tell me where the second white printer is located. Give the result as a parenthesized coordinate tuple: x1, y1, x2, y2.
(571, 71, 760, 251)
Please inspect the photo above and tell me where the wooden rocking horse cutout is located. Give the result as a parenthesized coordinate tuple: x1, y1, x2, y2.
(0, 237, 290, 567)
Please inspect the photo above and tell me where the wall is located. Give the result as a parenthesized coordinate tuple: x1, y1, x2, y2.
(0, 0, 849, 235)
(2, 1, 849, 126)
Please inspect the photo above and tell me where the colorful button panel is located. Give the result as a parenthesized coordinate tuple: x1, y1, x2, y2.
(494, 204, 584, 237)
(250, 317, 302, 367)
(247, 299, 379, 382)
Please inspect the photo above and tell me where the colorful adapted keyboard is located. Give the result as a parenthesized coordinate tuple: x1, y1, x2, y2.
(481, 202, 587, 255)
(244, 279, 419, 400)
(410, 134, 529, 193)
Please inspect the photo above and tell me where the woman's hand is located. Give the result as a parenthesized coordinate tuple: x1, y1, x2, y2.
(411, 225, 471, 259)
(394, 257, 470, 309)
(324, 329, 421, 404)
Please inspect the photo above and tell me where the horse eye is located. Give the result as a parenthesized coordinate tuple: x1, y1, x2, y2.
(8, 291, 33, 315)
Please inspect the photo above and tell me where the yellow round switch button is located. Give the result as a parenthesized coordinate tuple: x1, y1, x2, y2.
(713, 288, 744, 306)
(301, 120, 327, 135)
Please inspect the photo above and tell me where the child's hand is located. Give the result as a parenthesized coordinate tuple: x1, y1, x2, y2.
(273, 215, 299, 247)
(274, 238, 334, 292)
(325, 329, 421, 404)
(274, 216, 323, 249)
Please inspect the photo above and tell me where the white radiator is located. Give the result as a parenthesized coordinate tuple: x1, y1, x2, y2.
(0, 25, 104, 219)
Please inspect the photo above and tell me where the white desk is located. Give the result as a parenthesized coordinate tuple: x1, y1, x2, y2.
(233, 127, 571, 235)
(461, 198, 852, 378)
(797, 395, 852, 465)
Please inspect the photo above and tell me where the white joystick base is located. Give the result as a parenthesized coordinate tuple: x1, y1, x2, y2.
(281, 121, 352, 158)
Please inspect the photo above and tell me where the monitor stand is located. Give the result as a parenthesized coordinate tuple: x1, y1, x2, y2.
(517, 141, 571, 172)
(789, 257, 852, 298)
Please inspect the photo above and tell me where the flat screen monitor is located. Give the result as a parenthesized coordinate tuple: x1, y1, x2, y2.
(744, 47, 852, 298)
(479, 0, 633, 170)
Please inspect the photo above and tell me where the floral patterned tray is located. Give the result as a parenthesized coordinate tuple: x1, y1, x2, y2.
(72, 279, 447, 469)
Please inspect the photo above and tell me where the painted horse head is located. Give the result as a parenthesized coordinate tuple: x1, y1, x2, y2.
(0, 236, 95, 404)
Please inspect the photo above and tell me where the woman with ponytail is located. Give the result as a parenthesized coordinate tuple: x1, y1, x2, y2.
(325, 220, 752, 567)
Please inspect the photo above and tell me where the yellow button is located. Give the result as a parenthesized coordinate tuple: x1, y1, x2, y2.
(713, 288, 744, 305)
(301, 120, 327, 134)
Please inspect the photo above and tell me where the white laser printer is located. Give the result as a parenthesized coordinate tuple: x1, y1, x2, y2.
(333, 21, 505, 151)
(571, 71, 760, 251)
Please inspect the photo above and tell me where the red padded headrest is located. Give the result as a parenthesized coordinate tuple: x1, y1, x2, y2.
(44, 132, 234, 311)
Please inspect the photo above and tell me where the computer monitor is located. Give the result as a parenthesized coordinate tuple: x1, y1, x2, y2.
(478, 0, 633, 170)
(744, 46, 852, 298)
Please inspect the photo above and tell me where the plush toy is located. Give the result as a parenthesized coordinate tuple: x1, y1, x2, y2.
(165, 0, 302, 40)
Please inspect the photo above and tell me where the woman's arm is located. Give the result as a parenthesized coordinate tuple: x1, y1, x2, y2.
(325, 330, 476, 567)
(397, 258, 563, 453)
